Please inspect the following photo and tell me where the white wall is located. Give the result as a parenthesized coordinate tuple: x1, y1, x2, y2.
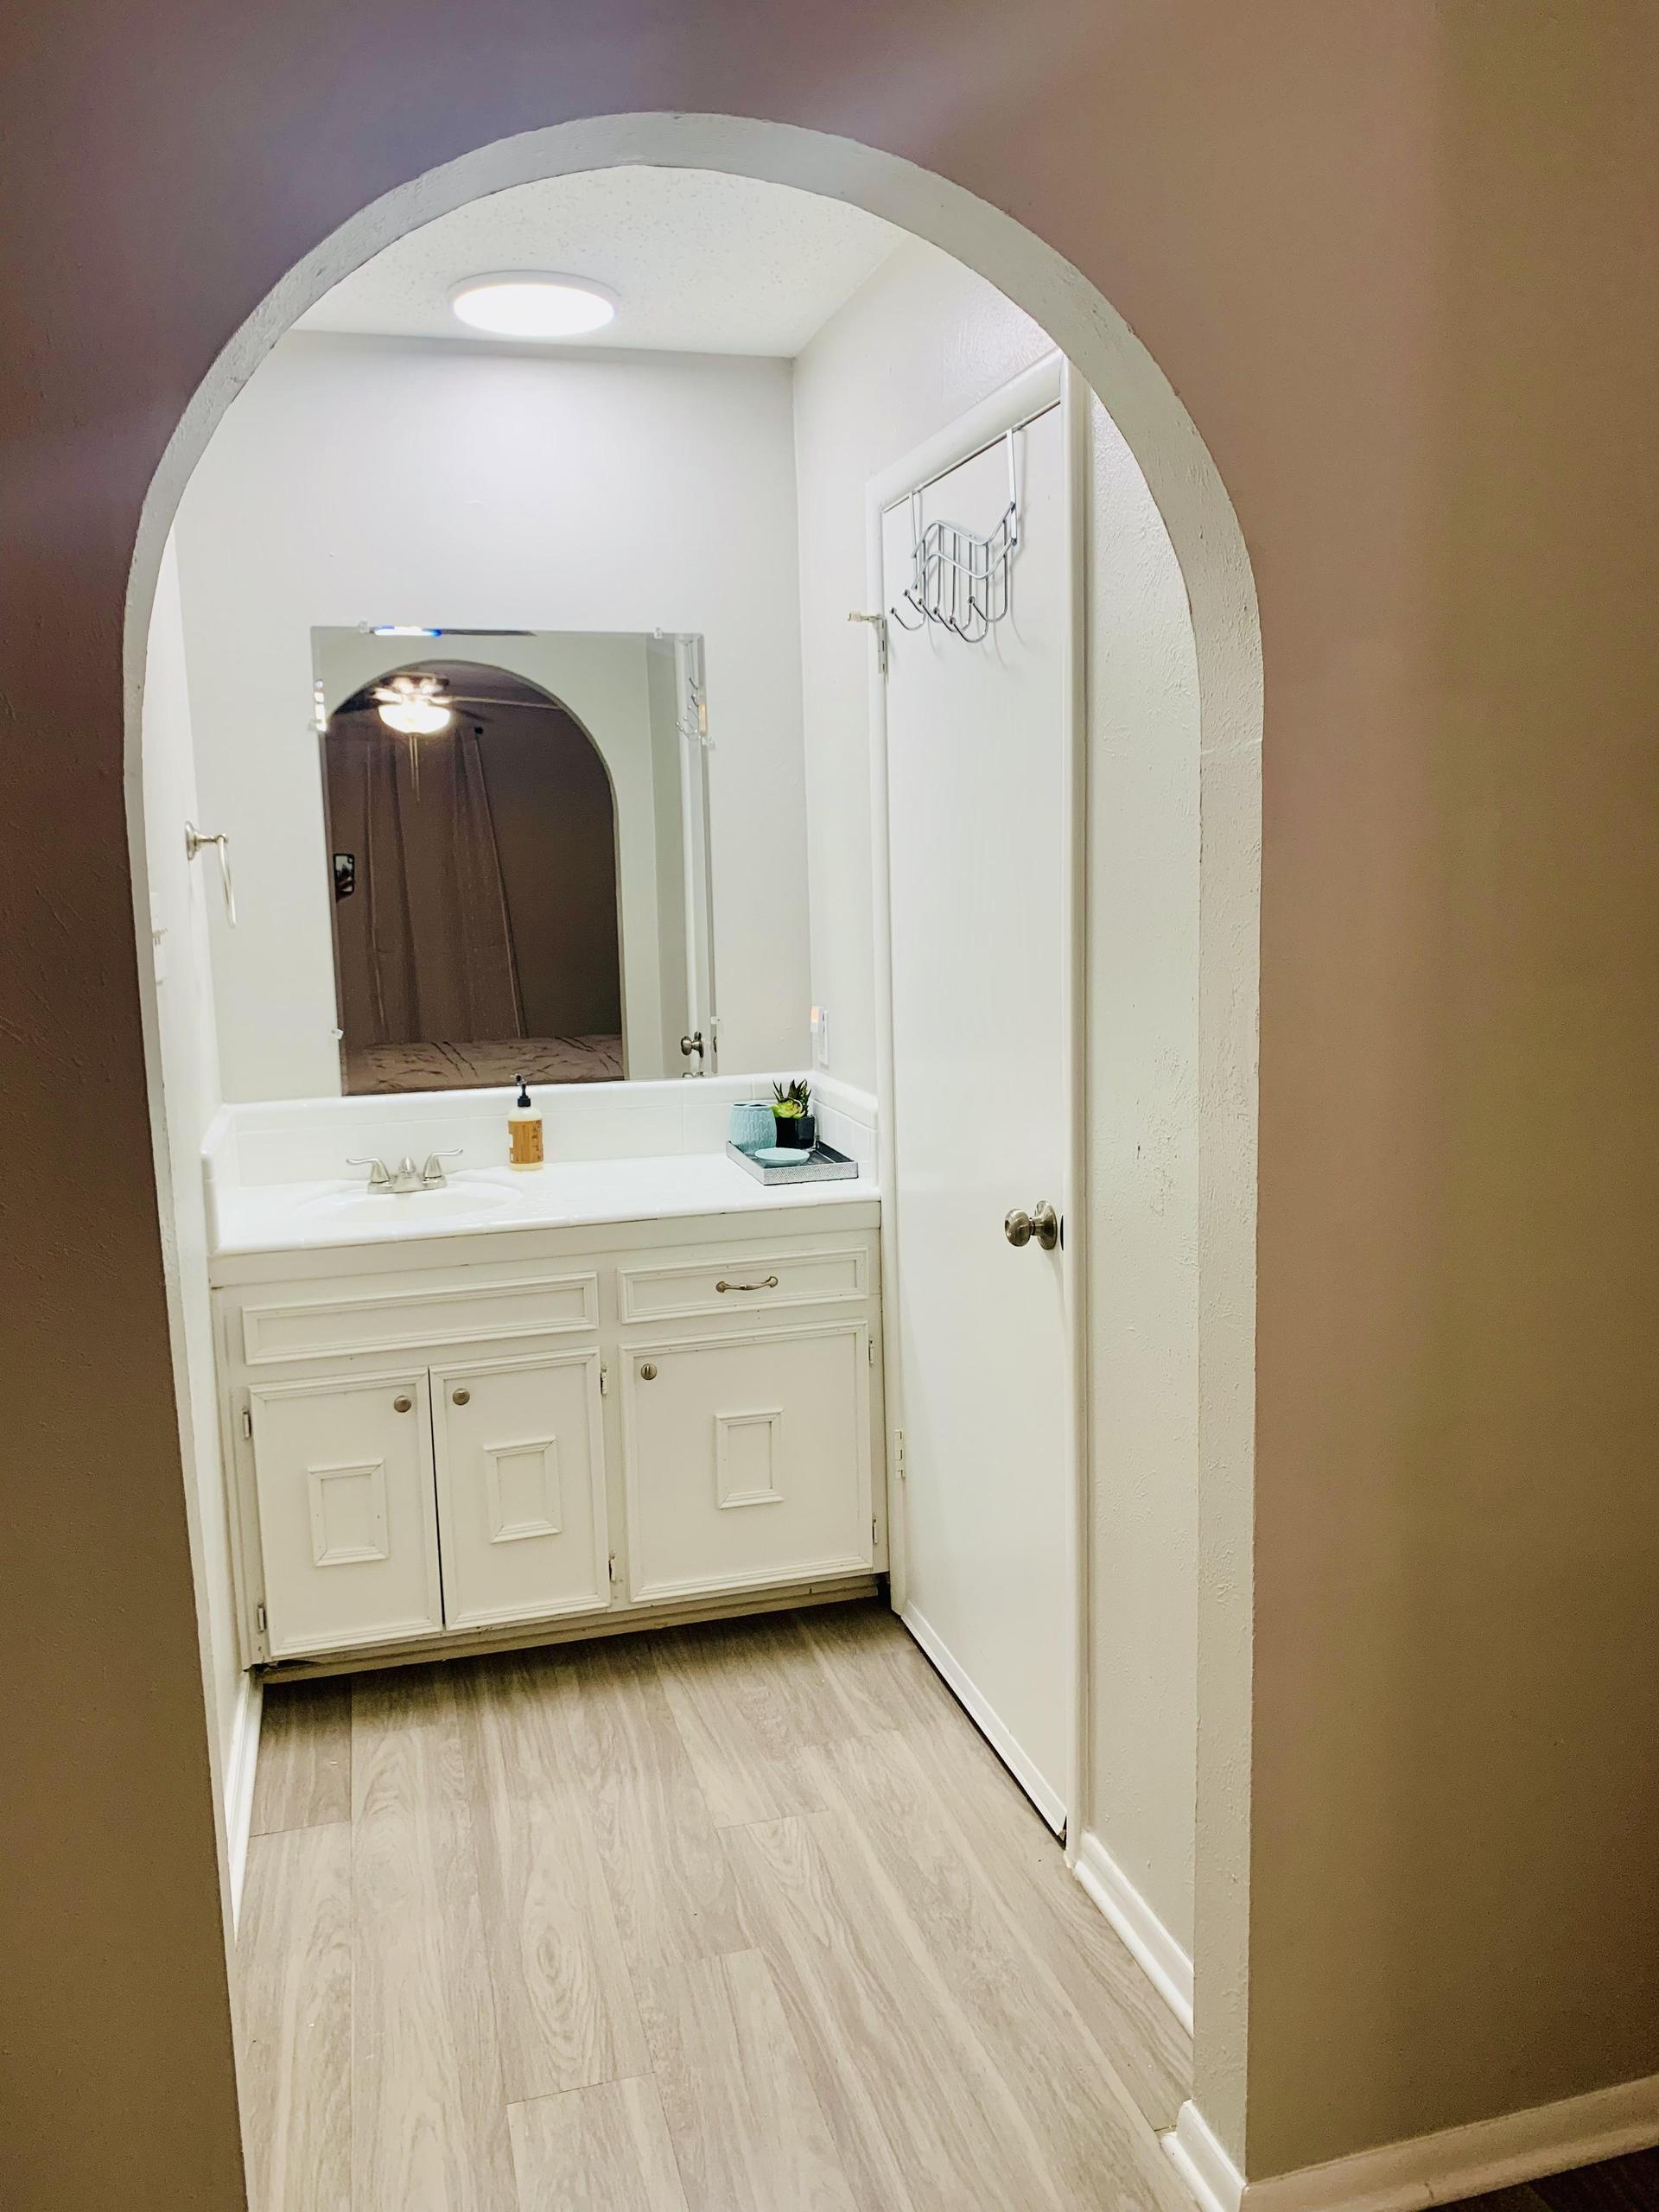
(1081, 404, 1203, 1959)
(793, 238, 1203, 1958)
(139, 538, 254, 1873)
(791, 243, 1054, 1094)
(174, 332, 810, 1098)
(315, 627, 688, 1080)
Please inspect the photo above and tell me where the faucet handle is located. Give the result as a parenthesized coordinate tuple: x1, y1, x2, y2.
(347, 1156, 391, 1190)
(422, 1150, 462, 1187)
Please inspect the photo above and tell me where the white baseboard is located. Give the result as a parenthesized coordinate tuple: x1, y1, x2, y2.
(225, 1675, 263, 1931)
(898, 1603, 1066, 1834)
(1166, 2071, 1659, 2212)
(1072, 1829, 1194, 2037)
(1166, 2101, 1246, 2212)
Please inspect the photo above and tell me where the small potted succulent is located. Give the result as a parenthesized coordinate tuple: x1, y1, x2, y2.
(772, 1077, 817, 1152)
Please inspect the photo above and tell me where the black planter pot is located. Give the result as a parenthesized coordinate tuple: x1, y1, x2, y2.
(773, 1112, 817, 1151)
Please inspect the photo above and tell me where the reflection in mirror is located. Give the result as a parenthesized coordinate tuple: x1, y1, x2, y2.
(312, 629, 715, 1094)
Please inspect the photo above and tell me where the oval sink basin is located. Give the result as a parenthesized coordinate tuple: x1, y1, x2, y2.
(297, 1180, 520, 1229)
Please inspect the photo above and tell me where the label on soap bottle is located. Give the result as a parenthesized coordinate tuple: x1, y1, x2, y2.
(509, 1116, 544, 1167)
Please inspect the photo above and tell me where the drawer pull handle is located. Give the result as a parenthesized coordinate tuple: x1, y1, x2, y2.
(393, 1395, 413, 1414)
(452, 1388, 470, 1406)
(716, 1275, 779, 1294)
(639, 1363, 658, 1382)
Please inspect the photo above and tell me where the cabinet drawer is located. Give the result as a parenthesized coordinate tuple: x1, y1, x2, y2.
(617, 1246, 868, 1324)
(621, 1322, 873, 1604)
(240, 1268, 599, 1363)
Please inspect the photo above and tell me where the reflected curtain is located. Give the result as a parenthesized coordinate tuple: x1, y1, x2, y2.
(329, 715, 524, 1046)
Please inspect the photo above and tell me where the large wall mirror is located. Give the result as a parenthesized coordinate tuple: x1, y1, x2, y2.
(313, 628, 715, 1093)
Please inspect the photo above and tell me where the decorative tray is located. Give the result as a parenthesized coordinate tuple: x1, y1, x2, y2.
(725, 1141, 860, 1186)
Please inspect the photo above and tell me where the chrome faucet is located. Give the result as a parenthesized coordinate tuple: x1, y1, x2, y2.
(347, 1151, 461, 1193)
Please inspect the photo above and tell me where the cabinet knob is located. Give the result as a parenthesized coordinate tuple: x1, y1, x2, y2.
(452, 1388, 470, 1406)
(393, 1395, 413, 1414)
(639, 1362, 658, 1382)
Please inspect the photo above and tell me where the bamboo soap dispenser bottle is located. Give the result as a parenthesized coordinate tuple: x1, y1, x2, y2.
(508, 1075, 544, 1170)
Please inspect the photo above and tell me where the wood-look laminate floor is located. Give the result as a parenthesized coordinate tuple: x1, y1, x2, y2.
(239, 1599, 1194, 2212)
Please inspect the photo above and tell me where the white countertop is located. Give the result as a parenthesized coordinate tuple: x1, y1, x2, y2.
(211, 1152, 879, 1260)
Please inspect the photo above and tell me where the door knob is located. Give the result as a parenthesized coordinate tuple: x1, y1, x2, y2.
(1004, 1201, 1060, 1252)
(393, 1395, 413, 1413)
(451, 1388, 470, 1406)
(639, 1362, 658, 1382)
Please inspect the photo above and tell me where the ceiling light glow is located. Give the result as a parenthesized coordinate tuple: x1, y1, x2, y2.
(378, 697, 452, 735)
(374, 674, 454, 736)
(450, 275, 616, 340)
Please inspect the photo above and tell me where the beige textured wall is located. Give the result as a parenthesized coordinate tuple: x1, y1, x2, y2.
(1245, 4, 1659, 2171)
(3, 5, 1656, 2205)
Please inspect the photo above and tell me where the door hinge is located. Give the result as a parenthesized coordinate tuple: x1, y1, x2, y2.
(868, 1334, 874, 1364)
(873, 1516, 879, 1545)
(608, 1552, 618, 1586)
(600, 1363, 611, 1397)
(894, 1427, 906, 1479)
(255, 1602, 267, 1636)
(241, 1407, 252, 1440)
(849, 608, 889, 677)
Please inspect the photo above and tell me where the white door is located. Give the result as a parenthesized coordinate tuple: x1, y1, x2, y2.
(879, 374, 1076, 1829)
(623, 1325, 873, 1605)
(431, 1351, 610, 1630)
(248, 1369, 443, 1658)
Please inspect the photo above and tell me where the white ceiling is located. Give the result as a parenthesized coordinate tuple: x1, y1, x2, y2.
(296, 167, 904, 358)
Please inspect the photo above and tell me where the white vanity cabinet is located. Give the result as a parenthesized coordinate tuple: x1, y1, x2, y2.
(214, 1204, 884, 1670)
(622, 1325, 874, 1605)
(431, 1350, 609, 1631)
(246, 1367, 444, 1658)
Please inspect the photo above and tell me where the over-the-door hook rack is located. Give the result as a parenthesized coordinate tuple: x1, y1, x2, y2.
(184, 823, 236, 926)
(890, 425, 1020, 644)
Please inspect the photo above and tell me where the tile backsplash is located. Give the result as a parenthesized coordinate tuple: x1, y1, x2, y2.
(205, 1071, 877, 1193)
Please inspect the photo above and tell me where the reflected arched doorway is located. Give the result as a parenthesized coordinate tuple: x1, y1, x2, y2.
(323, 658, 625, 1091)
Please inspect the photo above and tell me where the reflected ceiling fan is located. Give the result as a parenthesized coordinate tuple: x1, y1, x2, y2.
(366, 671, 564, 794)
(372, 672, 454, 735)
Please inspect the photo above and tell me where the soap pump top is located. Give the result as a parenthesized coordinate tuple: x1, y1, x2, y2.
(508, 1074, 544, 1169)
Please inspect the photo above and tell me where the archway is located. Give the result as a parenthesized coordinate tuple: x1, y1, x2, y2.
(124, 111, 1262, 2136)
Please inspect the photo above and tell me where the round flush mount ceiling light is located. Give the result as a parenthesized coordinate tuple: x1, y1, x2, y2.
(449, 273, 617, 340)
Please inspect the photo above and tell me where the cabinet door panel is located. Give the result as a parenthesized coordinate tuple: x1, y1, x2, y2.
(433, 1352, 609, 1630)
(624, 1325, 871, 1604)
(249, 1370, 441, 1658)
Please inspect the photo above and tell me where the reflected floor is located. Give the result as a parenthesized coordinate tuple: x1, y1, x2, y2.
(345, 1036, 625, 1092)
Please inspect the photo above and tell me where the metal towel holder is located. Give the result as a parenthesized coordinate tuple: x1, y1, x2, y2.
(184, 823, 236, 925)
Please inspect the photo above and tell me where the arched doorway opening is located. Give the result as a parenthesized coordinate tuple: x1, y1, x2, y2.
(323, 658, 626, 1092)
(124, 113, 1262, 2156)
